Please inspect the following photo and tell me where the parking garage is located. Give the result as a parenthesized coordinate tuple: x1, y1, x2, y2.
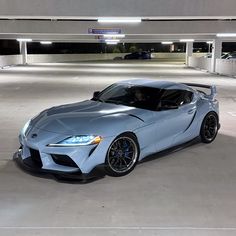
(1, 1, 236, 236)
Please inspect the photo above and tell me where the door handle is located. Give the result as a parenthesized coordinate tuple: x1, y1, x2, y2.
(188, 108, 196, 114)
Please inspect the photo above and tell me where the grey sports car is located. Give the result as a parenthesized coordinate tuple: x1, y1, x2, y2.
(15, 80, 220, 179)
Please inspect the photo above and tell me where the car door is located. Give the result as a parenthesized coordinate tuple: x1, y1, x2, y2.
(153, 89, 196, 151)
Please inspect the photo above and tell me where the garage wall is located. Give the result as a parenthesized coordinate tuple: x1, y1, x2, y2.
(188, 56, 236, 77)
(26, 53, 189, 63)
(27, 53, 126, 63)
(188, 56, 212, 71)
(0, 53, 188, 67)
(0, 55, 22, 68)
(0, 0, 235, 18)
(2, 54, 236, 77)
(216, 59, 236, 76)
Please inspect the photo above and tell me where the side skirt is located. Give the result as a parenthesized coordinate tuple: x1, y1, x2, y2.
(139, 136, 200, 164)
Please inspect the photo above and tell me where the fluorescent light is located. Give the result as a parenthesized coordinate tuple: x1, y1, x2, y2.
(16, 38, 32, 42)
(40, 41, 52, 45)
(207, 41, 213, 44)
(98, 17, 142, 23)
(103, 34, 125, 38)
(105, 39, 120, 43)
(179, 39, 195, 42)
(105, 39, 120, 45)
(161, 41, 173, 45)
(106, 42, 118, 45)
(217, 33, 236, 37)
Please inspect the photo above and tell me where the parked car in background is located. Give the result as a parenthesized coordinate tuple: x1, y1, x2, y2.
(124, 51, 152, 60)
(226, 52, 236, 59)
(202, 52, 236, 60)
(221, 53, 229, 59)
(220, 52, 236, 59)
(113, 56, 123, 60)
(203, 53, 212, 58)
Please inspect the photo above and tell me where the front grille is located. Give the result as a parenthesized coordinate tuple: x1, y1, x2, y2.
(29, 148, 43, 168)
(51, 154, 78, 168)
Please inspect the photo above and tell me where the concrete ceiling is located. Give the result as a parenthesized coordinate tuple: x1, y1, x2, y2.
(0, 0, 235, 43)
(0, 20, 236, 42)
(0, 0, 236, 18)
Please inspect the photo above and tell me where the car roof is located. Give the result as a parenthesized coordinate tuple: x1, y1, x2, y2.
(119, 79, 190, 90)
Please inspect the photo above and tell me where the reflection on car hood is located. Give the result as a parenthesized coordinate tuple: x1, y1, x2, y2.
(31, 100, 150, 135)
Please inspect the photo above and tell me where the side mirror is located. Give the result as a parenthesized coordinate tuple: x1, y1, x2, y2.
(93, 91, 100, 98)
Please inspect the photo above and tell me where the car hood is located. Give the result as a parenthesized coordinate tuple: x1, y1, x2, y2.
(30, 100, 152, 135)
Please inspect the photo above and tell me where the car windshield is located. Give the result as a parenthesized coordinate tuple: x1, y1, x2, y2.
(93, 84, 163, 111)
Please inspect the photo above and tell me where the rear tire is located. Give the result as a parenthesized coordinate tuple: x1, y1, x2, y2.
(200, 112, 218, 143)
(105, 133, 139, 177)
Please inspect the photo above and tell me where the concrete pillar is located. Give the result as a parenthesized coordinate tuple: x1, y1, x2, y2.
(185, 42, 193, 66)
(19, 41, 28, 64)
(211, 39, 222, 73)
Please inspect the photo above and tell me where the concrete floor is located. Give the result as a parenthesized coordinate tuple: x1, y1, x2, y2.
(0, 60, 236, 236)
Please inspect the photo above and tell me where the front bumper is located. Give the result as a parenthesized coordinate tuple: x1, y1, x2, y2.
(14, 150, 105, 180)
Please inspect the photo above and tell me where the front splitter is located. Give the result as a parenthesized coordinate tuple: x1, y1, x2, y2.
(13, 151, 105, 181)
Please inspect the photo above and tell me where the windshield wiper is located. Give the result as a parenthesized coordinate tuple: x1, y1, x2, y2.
(92, 97, 104, 102)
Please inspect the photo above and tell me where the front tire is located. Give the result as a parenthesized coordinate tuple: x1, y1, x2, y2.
(105, 133, 139, 177)
(200, 112, 219, 143)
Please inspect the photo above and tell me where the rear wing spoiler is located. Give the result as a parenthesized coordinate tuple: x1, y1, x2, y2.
(183, 83, 217, 100)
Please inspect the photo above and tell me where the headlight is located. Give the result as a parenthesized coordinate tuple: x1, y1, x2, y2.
(21, 119, 31, 136)
(48, 135, 102, 147)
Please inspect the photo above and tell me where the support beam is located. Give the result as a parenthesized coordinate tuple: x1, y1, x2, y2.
(211, 39, 222, 73)
(0, 20, 236, 36)
(186, 42, 193, 66)
(19, 41, 27, 64)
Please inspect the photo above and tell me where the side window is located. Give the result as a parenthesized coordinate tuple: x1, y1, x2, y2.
(182, 91, 193, 105)
(157, 89, 193, 110)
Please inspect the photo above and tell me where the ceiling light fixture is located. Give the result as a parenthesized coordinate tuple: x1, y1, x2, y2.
(105, 39, 120, 43)
(103, 34, 125, 38)
(161, 41, 173, 45)
(106, 42, 118, 45)
(217, 33, 236, 37)
(179, 39, 195, 42)
(40, 41, 52, 45)
(16, 38, 32, 42)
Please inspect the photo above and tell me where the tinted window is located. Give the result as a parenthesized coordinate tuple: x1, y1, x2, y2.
(94, 84, 162, 111)
(159, 89, 193, 107)
(93, 85, 193, 111)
